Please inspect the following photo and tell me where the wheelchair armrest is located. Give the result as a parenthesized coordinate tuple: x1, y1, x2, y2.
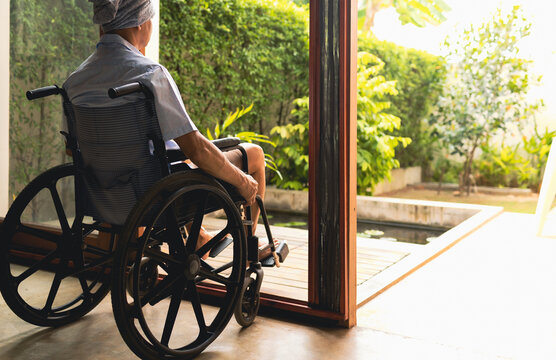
(212, 137, 241, 150)
(167, 137, 241, 164)
(167, 149, 187, 163)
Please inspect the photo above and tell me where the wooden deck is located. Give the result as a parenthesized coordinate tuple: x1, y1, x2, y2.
(203, 217, 412, 301)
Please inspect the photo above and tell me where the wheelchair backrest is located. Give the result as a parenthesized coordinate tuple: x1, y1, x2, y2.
(65, 98, 168, 225)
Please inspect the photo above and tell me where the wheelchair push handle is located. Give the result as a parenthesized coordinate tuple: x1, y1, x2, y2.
(108, 82, 146, 99)
(26, 85, 61, 100)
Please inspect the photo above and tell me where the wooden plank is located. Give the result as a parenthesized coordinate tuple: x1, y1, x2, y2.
(202, 213, 409, 303)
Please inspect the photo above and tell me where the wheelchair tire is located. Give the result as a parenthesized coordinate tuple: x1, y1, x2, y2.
(0, 164, 112, 327)
(111, 171, 246, 360)
(234, 276, 260, 327)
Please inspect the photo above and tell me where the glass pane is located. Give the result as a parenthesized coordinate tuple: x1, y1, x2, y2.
(9, 0, 96, 224)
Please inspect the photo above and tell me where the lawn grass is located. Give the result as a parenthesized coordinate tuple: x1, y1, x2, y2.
(377, 188, 541, 214)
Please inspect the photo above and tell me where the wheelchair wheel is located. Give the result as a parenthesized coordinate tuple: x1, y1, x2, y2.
(0, 164, 113, 327)
(234, 276, 260, 327)
(112, 172, 246, 360)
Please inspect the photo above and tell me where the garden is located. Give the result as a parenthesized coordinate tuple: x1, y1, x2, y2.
(160, 0, 552, 203)
(8, 0, 553, 217)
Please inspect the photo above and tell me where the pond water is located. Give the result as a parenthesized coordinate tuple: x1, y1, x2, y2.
(266, 212, 447, 245)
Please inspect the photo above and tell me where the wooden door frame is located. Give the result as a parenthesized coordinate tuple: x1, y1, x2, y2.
(308, 0, 358, 327)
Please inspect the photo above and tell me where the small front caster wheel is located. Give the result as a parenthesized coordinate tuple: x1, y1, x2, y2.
(234, 277, 260, 327)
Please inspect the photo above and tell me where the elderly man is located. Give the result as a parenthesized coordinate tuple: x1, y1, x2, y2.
(64, 0, 267, 255)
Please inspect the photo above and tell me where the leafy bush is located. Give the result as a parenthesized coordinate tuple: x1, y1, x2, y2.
(474, 126, 555, 191)
(359, 34, 446, 175)
(474, 143, 531, 188)
(205, 103, 281, 177)
(356, 52, 411, 193)
(269, 98, 309, 190)
(160, 0, 309, 135)
(270, 52, 410, 194)
(522, 126, 556, 192)
(431, 153, 461, 185)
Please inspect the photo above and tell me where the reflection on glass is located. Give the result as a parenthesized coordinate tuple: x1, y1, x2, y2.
(9, 0, 95, 224)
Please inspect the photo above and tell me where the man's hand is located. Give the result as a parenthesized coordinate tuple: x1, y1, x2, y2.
(239, 174, 258, 205)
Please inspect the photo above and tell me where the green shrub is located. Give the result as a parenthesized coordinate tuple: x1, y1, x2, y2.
(160, 0, 309, 135)
(474, 143, 530, 188)
(270, 52, 410, 194)
(522, 126, 556, 192)
(269, 98, 309, 190)
(359, 34, 446, 175)
(431, 154, 461, 184)
(474, 126, 555, 191)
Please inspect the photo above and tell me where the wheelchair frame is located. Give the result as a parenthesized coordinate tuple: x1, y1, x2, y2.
(0, 83, 287, 360)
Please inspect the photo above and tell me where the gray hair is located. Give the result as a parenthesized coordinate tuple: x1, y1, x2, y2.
(90, 0, 154, 32)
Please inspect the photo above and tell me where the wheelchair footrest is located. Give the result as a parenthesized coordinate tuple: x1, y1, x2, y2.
(260, 240, 289, 267)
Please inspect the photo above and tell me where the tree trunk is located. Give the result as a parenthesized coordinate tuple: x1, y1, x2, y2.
(363, 0, 391, 32)
(461, 142, 478, 196)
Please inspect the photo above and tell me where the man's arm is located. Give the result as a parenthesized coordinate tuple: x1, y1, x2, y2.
(174, 131, 258, 205)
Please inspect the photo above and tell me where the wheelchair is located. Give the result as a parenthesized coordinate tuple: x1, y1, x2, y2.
(0, 82, 289, 359)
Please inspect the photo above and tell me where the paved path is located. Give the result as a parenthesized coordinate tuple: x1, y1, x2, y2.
(358, 212, 556, 359)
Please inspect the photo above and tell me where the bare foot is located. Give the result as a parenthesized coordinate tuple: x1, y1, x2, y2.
(258, 237, 279, 248)
(195, 227, 212, 260)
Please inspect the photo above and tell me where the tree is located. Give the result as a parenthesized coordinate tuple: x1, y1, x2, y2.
(360, 0, 451, 32)
(10, 0, 95, 218)
(432, 6, 542, 194)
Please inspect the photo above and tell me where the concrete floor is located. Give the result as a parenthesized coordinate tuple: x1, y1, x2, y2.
(2, 212, 556, 359)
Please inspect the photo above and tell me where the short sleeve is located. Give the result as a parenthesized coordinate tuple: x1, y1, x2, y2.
(146, 66, 197, 141)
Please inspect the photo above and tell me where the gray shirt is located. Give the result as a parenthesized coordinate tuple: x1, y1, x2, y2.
(63, 34, 196, 143)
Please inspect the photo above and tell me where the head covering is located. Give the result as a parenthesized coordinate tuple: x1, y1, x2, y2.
(90, 0, 154, 32)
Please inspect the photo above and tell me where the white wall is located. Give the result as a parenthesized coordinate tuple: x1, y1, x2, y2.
(145, 0, 160, 63)
(1, 1, 9, 216)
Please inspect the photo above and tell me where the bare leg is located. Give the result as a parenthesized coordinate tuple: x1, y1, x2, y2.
(191, 144, 269, 259)
(224, 143, 266, 231)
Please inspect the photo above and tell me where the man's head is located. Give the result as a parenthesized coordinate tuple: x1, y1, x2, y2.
(90, 0, 154, 33)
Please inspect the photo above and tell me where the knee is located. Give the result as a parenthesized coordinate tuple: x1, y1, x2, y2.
(244, 143, 265, 169)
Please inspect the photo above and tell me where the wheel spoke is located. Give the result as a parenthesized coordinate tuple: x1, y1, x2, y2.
(82, 221, 101, 238)
(140, 271, 183, 307)
(186, 192, 208, 253)
(197, 267, 236, 286)
(42, 269, 64, 314)
(71, 250, 92, 298)
(188, 281, 207, 335)
(161, 284, 184, 346)
(146, 229, 165, 247)
(13, 249, 58, 284)
(49, 184, 70, 233)
(78, 274, 91, 297)
(18, 224, 62, 244)
(163, 216, 187, 256)
(143, 247, 181, 267)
